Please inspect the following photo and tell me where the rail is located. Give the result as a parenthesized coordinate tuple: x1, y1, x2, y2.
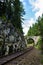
(0, 46, 33, 65)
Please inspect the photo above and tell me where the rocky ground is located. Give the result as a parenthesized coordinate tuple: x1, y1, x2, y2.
(5, 48, 42, 65)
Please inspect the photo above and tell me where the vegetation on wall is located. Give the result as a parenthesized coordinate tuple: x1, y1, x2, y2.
(0, 0, 25, 33)
(0, 0, 25, 55)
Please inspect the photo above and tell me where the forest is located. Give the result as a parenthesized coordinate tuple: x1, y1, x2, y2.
(0, 0, 43, 65)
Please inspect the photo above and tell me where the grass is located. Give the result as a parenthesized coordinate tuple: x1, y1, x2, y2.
(35, 44, 41, 50)
(40, 54, 43, 64)
(40, 59, 43, 64)
(35, 45, 43, 64)
(27, 43, 33, 48)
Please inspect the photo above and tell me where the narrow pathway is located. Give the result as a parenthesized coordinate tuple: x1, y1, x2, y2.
(0, 46, 33, 65)
(5, 48, 41, 65)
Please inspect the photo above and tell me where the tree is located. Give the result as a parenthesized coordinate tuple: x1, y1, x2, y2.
(27, 23, 40, 36)
(5, 0, 25, 34)
(12, 0, 25, 33)
(27, 38, 34, 44)
(0, 1, 6, 16)
(37, 15, 43, 53)
(0, 0, 25, 55)
(0, 0, 25, 33)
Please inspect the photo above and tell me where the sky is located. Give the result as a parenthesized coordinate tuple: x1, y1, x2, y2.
(20, 0, 43, 35)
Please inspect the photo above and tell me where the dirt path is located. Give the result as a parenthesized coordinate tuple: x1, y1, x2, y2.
(5, 48, 41, 65)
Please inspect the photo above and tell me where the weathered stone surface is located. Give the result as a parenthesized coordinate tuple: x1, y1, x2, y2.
(0, 19, 26, 55)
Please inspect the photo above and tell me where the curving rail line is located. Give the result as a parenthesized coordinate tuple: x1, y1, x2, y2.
(0, 46, 34, 65)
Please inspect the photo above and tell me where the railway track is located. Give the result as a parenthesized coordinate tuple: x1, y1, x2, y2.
(0, 46, 33, 65)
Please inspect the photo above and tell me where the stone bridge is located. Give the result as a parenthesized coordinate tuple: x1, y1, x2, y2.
(25, 36, 40, 45)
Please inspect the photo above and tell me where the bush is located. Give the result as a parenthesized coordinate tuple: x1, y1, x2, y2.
(27, 38, 34, 44)
(37, 38, 42, 50)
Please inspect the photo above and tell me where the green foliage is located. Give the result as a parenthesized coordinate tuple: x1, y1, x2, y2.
(27, 14, 43, 53)
(12, 0, 25, 33)
(0, 0, 25, 56)
(37, 15, 43, 53)
(37, 15, 43, 36)
(40, 54, 43, 64)
(27, 38, 34, 44)
(36, 38, 42, 50)
(40, 59, 43, 64)
(0, 1, 6, 16)
(27, 23, 40, 36)
(0, 0, 25, 33)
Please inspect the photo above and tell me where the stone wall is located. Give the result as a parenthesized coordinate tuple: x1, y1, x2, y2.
(0, 19, 26, 55)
